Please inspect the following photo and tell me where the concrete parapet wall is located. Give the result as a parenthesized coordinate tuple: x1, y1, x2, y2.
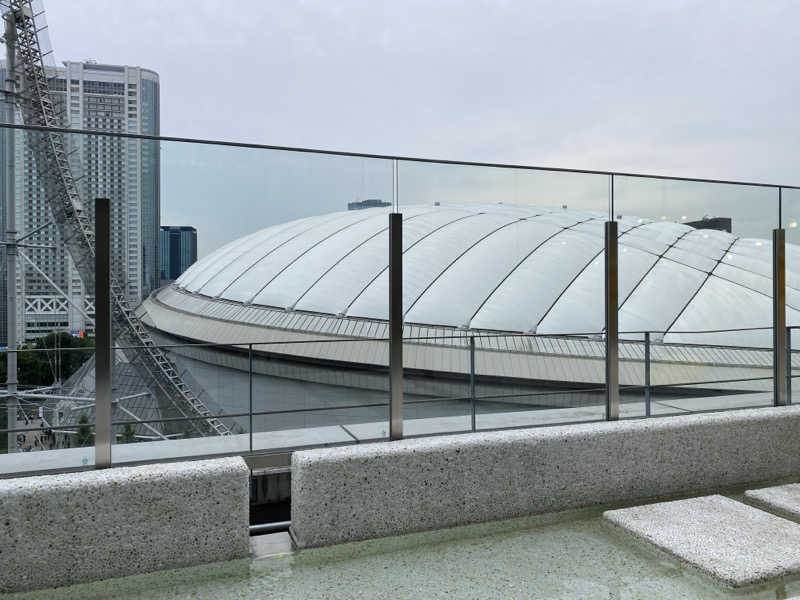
(0, 456, 250, 593)
(291, 405, 800, 548)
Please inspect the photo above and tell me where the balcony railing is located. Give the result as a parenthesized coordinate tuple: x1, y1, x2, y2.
(0, 121, 798, 475)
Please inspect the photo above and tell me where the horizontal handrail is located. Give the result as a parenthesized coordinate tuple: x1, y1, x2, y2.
(1, 122, 798, 190)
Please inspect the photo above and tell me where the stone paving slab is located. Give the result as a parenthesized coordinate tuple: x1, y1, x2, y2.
(603, 494, 800, 588)
(745, 483, 800, 521)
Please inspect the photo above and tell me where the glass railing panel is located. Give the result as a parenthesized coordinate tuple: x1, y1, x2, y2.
(1, 126, 396, 468)
(614, 176, 779, 414)
(155, 138, 393, 456)
(250, 338, 388, 450)
(400, 332, 472, 437)
(472, 332, 607, 429)
(396, 161, 612, 432)
(396, 160, 610, 214)
(0, 343, 96, 475)
(109, 339, 247, 460)
(782, 187, 800, 403)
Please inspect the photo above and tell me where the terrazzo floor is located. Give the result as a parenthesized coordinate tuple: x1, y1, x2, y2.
(6, 506, 800, 600)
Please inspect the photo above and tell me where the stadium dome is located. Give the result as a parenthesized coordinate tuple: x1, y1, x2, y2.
(154, 203, 797, 348)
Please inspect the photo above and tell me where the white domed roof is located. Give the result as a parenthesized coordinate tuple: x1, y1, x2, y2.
(174, 203, 799, 346)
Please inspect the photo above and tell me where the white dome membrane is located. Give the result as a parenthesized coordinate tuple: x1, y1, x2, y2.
(175, 204, 798, 347)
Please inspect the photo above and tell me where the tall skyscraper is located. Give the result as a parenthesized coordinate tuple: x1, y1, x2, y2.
(0, 60, 159, 341)
(160, 226, 197, 283)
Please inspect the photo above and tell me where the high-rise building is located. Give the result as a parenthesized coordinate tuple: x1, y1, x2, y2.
(0, 60, 159, 342)
(160, 226, 197, 283)
(348, 199, 390, 211)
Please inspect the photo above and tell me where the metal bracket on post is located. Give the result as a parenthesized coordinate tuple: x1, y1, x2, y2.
(95, 198, 112, 468)
(774, 227, 787, 406)
(605, 220, 620, 420)
(389, 211, 403, 440)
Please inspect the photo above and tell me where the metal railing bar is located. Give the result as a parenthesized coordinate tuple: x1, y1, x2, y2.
(0, 368, 777, 430)
(2, 122, 799, 190)
(1, 425, 81, 435)
(0, 326, 782, 355)
(0, 386, 772, 440)
(250, 521, 291, 535)
(644, 375, 773, 389)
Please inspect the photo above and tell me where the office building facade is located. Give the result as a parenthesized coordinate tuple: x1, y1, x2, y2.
(160, 226, 197, 283)
(348, 199, 390, 211)
(0, 60, 159, 341)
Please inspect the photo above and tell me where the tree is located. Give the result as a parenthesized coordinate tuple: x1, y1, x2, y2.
(0, 332, 95, 388)
(120, 424, 136, 444)
(75, 414, 93, 447)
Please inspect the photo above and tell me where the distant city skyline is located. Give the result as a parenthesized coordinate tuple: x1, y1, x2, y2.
(160, 225, 197, 282)
(0, 58, 159, 341)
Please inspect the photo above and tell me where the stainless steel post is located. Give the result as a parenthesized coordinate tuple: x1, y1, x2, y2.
(389, 211, 403, 440)
(644, 331, 651, 417)
(249, 343, 253, 452)
(787, 326, 793, 405)
(4, 10, 17, 454)
(605, 219, 619, 420)
(95, 198, 112, 467)
(774, 227, 787, 406)
(470, 335, 476, 432)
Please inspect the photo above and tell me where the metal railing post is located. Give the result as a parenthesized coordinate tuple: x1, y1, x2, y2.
(5, 16, 17, 455)
(605, 218, 620, 420)
(389, 209, 403, 440)
(774, 227, 787, 406)
(787, 326, 793, 405)
(95, 198, 112, 468)
(470, 335, 476, 432)
(644, 331, 651, 417)
(249, 343, 253, 452)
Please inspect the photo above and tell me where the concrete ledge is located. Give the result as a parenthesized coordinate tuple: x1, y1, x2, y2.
(603, 495, 800, 588)
(291, 405, 800, 548)
(0, 456, 250, 593)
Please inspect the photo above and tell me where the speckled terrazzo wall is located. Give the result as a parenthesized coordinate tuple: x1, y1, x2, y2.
(0, 456, 250, 593)
(291, 405, 800, 548)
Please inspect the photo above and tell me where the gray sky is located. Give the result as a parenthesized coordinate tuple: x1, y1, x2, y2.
(43, 0, 800, 254)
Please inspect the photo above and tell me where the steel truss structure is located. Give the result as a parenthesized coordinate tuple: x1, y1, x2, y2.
(1, 0, 230, 436)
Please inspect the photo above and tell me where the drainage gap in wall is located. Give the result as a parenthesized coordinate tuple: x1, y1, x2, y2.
(250, 467, 291, 535)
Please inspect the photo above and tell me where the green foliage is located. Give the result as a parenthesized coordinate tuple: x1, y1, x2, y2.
(0, 332, 95, 387)
(120, 423, 136, 444)
(76, 413, 93, 447)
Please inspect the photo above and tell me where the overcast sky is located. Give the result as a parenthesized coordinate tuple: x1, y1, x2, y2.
(42, 0, 800, 252)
